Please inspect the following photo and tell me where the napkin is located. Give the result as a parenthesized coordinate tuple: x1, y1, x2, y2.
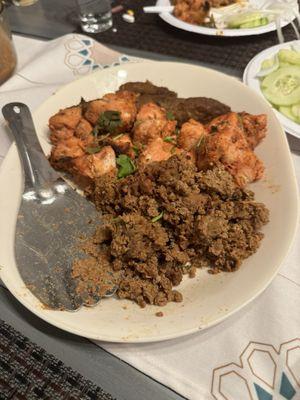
(0, 33, 299, 400)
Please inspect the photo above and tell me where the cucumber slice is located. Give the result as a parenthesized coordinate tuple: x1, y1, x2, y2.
(239, 17, 269, 29)
(279, 61, 293, 68)
(278, 49, 300, 66)
(227, 12, 264, 28)
(261, 66, 300, 106)
(261, 57, 276, 70)
(279, 106, 300, 123)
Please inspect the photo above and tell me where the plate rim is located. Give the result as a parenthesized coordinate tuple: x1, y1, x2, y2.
(0, 60, 299, 343)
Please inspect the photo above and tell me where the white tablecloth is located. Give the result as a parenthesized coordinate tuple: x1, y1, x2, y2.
(0, 33, 299, 400)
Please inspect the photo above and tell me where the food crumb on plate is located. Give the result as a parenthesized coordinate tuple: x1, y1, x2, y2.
(188, 267, 197, 278)
(155, 311, 164, 317)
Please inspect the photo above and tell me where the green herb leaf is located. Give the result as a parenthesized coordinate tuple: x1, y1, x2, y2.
(166, 111, 175, 121)
(86, 146, 102, 154)
(196, 135, 207, 149)
(116, 154, 136, 179)
(97, 110, 122, 133)
(133, 145, 139, 157)
(113, 133, 124, 141)
(210, 125, 218, 133)
(98, 133, 110, 142)
(151, 211, 164, 223)
(163, 136, 175, 143)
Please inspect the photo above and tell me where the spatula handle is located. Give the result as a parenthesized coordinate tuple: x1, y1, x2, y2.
(2, 103, 59, 192)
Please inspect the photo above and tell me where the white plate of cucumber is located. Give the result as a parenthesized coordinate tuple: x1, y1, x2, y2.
(244, 40, 300, 139)
(156, 0, 298, 37)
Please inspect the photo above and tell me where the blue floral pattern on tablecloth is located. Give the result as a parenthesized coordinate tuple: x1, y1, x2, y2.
(63, 36, 133, 75)
(211, 339, 300, 399)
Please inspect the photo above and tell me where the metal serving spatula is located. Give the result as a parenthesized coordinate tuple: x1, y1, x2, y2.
(2, 103, 116, 311)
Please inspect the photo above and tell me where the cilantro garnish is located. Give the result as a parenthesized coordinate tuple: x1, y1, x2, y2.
(196, 135, 207, 149)
(116, 154, 136, 179)
(132, 145, 139, 157)
(151, 211, 164, 223)
(163, 136, 175, 143)
(94, 110, 122, 135)
(86, 146, 102, 154)
(113, 133, 124, 141)
(166, 111, 175, 121)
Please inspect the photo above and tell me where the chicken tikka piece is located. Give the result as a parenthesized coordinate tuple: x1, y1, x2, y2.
(48, 81, 267, 189)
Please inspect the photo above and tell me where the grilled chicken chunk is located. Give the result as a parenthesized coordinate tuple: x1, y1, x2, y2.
(133, 102, 176, 145)
(197, 113, 264, 187)
(239, 112, 267, 150)
(84, 91, 137, 131)
(72, 146, 116, 179)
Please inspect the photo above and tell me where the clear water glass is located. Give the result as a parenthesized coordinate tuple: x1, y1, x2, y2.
(76, 0, 113, 33)
(12, 0, 39, 5)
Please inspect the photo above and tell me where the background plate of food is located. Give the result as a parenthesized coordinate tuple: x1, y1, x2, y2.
(155, 0, 298, 37)
(0, 62, 298, 342)
(244, 40, 300, 139)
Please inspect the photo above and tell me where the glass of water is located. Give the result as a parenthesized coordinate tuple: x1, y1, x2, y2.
(12, 0, 39, 5)
(76, 0, 113, 33)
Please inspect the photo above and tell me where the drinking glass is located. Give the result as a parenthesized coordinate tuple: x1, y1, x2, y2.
(12, 0, 39, 5)
(0, 2, 17, 85)
(76, 0, 113, 33)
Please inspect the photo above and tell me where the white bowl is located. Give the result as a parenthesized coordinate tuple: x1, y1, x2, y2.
(244, 40, 300, 139)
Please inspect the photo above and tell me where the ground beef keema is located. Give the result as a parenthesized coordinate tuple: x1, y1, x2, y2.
(77, 155, 269, 308)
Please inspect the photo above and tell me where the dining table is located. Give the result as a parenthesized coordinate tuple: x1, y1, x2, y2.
(0, 1, 300, 399)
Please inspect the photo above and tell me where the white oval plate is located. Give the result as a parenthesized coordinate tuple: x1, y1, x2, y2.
(0, 62, 299, 343)
(156, 0, 296, 37)
(243, 40, 300, 139)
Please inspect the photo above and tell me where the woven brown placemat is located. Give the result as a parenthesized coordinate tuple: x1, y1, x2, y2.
(0, 320, 115, 400)
(89, 0, 300, 74)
